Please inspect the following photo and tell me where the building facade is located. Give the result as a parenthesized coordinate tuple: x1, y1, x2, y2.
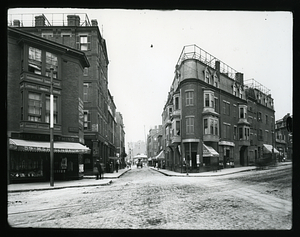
(275, 113, 293, 161)
(162, 44, 276, 173)
(147, 126, 163, 166)
(115, 112, 126, 168)
(9, 13, 125, 173)
(7, 27, 90, 183)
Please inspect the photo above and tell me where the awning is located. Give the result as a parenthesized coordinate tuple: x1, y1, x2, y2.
(219, 141, 235, 147)
(263, 144, 279, 154)
(155, 150, 165, 160)
(203, 144, 219, 157)
(9, 139, 90, 154)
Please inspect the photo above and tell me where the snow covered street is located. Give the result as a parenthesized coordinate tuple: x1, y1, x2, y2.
(7, 165, 292, 229)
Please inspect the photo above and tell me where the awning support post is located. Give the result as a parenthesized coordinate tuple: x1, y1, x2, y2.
(50, 67, 54, 187)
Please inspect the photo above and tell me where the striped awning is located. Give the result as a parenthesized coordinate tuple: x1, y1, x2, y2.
(9, 138, 90, 154)
(263, 144, 279, 154)
(203, 144, 219, 157)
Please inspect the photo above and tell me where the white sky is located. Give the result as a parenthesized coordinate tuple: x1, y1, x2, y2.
(8, 8, 293, 147)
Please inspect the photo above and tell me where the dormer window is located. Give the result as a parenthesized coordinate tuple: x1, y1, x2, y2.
(205, 69, 210, 83)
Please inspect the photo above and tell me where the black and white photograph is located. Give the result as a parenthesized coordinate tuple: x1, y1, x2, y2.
(7, 8, 293, 230)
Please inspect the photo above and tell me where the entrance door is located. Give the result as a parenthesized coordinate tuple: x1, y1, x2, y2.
(191, 152, 197, 169)
(240, 146, 247, 166)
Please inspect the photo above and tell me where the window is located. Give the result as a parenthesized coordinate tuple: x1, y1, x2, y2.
(223, 123, 231, 139)
(83, 111, 91, 130)
(258, 129, 263, 141)
(28, 92, 42, 121)
(83, 67, 89, 76)
(214, 98, 218, 112)
(223, 101, 230, 116)
(205, 94, 209, 107)
(239, 127, 243, 140)
(176, 120, 180, 135)
(233, 126, 237, 140)
(77, 35, 91, 51)
(257, 112, 262, 121)
(186, 117, 194, 134)
(83, 83, 90, 102)
(174, 96, 179, 110)
(214, 119, 219, 136)
(205, 70, 210, 83)
(45, 95, 58, 124)
(265, 115, 268, 124)
(185, 91, 194, 106)
(28, 47, 42, 75)
(45, 52, 58, 78)
(204, 118, 208, 134)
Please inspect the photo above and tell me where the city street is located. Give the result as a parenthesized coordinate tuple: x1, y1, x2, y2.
(7, 165, 292, 230)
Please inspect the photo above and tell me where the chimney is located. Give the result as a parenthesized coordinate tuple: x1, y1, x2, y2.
(235, 72, 244, 85)
(35, 15, 45, 27)
(67, 15, 80, 26)
(215, 61, 220, 73)
(91, 19, 98, 26)
(13, 19, 20, 27)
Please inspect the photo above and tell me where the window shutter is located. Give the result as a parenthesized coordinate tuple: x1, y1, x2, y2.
(87, 35, 91, 50)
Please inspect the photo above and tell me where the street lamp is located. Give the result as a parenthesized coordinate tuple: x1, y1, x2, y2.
(50, 66, 54, 187)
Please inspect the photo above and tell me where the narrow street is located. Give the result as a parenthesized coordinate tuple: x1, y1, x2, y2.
(7, 165, 292, 229)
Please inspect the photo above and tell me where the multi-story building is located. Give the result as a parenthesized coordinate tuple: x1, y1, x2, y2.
(115, 112, 126, 168)
(7, 26, 90, 183)
(275, 113, 293, 161)
(9, 13, 124, 173)
(244, 79, 279, 164)
(147, 126, 163, 166)
(162, 44, 277, 173)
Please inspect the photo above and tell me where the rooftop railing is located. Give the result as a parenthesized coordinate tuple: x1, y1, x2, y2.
(176, 44, 238, 80)
(8, 13, 92, 27)
(244, 78, 271, 95)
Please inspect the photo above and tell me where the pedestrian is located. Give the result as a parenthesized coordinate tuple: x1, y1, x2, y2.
(116, 160, 119, 173)
(95, 160, 103, 180)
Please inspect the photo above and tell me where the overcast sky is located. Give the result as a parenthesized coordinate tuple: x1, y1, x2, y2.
(8, 8, 293, 147)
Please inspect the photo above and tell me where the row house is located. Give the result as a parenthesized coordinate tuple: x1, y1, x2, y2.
(162, 44, 277, 173)
(275, 113, 293, 161)
(146, 125, 163, 166)
(115, 112, 126, 168)
(9, 13, 125, 174)
(7, 27, 90, 183)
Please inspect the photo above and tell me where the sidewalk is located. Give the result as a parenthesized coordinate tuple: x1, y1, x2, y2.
(150, 161, 292, 177)
(7, 168, 131, 193)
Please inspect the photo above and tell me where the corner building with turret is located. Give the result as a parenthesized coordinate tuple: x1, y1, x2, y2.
(162, 45, 276, 173)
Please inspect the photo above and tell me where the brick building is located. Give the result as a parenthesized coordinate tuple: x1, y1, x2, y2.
(9, 13, 125, 173)
(162, 44, 277, 173)
(275, 113, 293, 161)
(147, 125, 163, 166)
(7, 27, 90, 183)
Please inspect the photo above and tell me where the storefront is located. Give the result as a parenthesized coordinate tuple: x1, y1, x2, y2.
(9, 138, 90, 183)
(218, 141, 235, 168)
(202, 144, 219, 171)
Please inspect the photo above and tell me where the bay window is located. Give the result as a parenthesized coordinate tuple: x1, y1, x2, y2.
(28, 92, 42, 121)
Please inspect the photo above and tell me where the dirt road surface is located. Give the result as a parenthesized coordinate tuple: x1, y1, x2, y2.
(7, 165, 292, 230)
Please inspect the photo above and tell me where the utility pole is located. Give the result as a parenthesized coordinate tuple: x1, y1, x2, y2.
(50, 66, 54, 187)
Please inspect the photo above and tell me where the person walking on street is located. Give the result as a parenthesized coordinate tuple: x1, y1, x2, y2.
(96, 160, 103, 180)
(115, 160, 119, 173)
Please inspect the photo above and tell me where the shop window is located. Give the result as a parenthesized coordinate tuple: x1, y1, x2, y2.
(28, 92, 42, 121)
